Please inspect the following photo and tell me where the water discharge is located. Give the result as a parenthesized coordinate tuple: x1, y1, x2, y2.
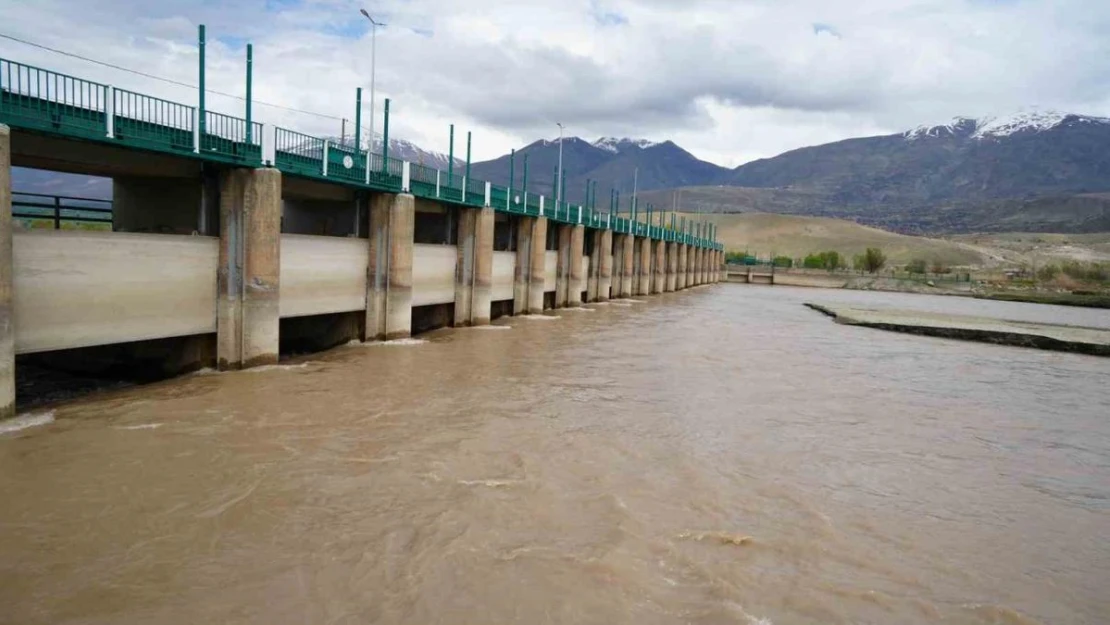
(1, 286, 1107, 624)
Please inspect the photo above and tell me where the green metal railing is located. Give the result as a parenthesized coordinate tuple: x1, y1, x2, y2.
(12, 192, 112, 229)
(0, 60, 107, 140)
(202, 110, 260, 162)
(113, 88, 194, 151)
(275, 127, 324, 177)
(0, 54, 723, 251)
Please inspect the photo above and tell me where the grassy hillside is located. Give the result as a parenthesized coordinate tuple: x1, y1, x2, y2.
(688, 212, 987, 266)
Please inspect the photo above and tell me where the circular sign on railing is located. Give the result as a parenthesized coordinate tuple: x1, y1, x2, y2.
(342, 155, 354, 169)
(514, 195, 521, 204)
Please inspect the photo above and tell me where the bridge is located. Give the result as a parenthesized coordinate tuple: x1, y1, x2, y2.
(0, 29, 723, 418)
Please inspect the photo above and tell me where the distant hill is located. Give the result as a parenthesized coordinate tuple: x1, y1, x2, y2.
(468, 137, 729, 205)
(701, 212, 987, 266)
(707, 111, 1110, 233)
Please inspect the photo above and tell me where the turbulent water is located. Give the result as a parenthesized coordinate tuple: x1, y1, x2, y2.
(1, 286, 1108, 625)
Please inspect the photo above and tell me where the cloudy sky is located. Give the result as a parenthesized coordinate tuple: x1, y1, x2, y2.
(2, 0, 1108, 167)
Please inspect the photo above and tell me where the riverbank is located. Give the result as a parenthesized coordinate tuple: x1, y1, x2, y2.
(974, 291, 1110, 308)
(805, 303, 1110, 357)
(749, 270, 1110, 309)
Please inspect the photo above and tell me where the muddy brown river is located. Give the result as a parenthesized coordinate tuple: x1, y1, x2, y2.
(1, 286, 1108, 624)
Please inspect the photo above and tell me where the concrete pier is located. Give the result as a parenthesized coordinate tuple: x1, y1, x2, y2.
(0, 125, 12, 419)
(677, 243, 687, 290)
(665, 242, 677, 292)
(366, 192, 415, 340)
(652, 239, 666, 294)
(598, 230, 612, 302)
(617, 234, 634, 298)
(217, 167, 281, 369)
(586, 231, 599, 302)
(454, 206, 494, 326)
(513, 216, 533, 315)
(555, 224, 572, 308)
(528, 217, 548, 314)
(637, 237, 652, 296)
(685, 245, 694, 287)
(568, 224, 585, 307)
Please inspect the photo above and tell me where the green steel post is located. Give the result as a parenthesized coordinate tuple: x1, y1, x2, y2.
(381, 98, 390, 172)
(508, 149, 515, 209)
(616, 190, 621, 216)
(354, 87, 362, 151)
(552, 166, 558, 204)
(198, 25, 206, 138)
(245, 44, 253, 145)
(561, 170, 567, 211)
(522, 154, 529, 204)
(448, 124, 454, 188)
(585, 178, 591, 211)
(465, 132, 472, 198)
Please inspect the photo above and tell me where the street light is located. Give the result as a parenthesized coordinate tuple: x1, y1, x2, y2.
(555, 122, 564, 209)
(359, 8, 386, 152)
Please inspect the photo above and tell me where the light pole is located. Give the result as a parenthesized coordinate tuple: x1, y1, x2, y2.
(359, 8, 386, 152)
(555, 122, 564, 208)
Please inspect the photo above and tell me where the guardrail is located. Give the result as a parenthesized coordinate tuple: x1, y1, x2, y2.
(12, 192, 112, 229)
(0, 56, 724, 250)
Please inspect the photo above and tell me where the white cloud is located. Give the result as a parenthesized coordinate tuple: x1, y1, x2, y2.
(1, 0, 1108, 165)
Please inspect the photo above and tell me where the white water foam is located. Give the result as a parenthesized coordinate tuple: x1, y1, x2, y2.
(518, 315, 561, 320)
(114, 423, 163, 430)
(469, 325, 512, 330)
(193, 363, 313, 375)
(362, 338, 428, 346)
(562, 307, 595, 312)
(457, 478, 523, 488)
(0, 411, 55, 435)
(610, 298, 644, 304)
(243, 363, 313, 373)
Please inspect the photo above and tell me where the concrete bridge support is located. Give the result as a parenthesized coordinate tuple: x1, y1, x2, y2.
(217, 167, 281, 369)
(527, 217, 548, 314)
(637, 237, 652, 296)
(366, 192, 415, 340)
(513, 217, 532, 314)
(555, 224, 583, 308)
(0, 125, 12, 419)
(652, 239, 666, 295)
(598, 230, 612, 302)
(568, 224, 584, 307)
(686, 245, 695, 287)
(617, 233, 634, 298)
(454, 206, 494, 326)
(586, 230, 599, 303)
(665, 242, 677, 292)
(676, 243, 687, 290)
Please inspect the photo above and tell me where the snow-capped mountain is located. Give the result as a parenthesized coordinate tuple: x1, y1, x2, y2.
(327, 135, 462, 170)
(468, 136, 728, 205)
(593, 137, 660, 153)
(904, 110, 1110, 141)
(722, 109, 1110, 232)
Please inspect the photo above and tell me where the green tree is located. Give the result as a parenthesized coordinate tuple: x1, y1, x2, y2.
(907, 259, 927, 274)
(772, 255, 793, 268)
(860, 247, 887, 274)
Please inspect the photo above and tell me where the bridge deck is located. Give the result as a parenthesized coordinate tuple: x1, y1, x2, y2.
(0, 58, 721, 250)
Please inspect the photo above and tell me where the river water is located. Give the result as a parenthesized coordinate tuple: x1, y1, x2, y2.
(1, 286, 1108, 625)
